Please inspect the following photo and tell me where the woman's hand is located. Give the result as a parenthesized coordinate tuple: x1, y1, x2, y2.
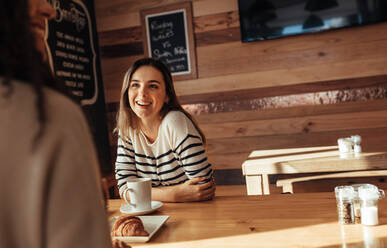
(174, 177, 216, 202)
(152, 177, 216, 202)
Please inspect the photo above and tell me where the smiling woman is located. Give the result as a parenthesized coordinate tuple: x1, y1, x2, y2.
(115, 57, 215, 203)
(128, 65, 169, 141)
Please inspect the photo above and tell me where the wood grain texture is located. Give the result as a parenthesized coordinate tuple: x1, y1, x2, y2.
(100, 41, 143, 58)
(192, 0, 238, 17)
(97, 11, 240, 52)
(205, 127, 387, 170)
(103, 57, 387, 103)
(214, 185, 247, 196)
(100, 54, 144, 93)
(95, 0, 183, 31)
(194, 11, 239, 33)
(105, 88, 122, 104)
(103, 75, 387, 104)
(277, 170, 387, 194)
(105, 98, 387, 129)
(294, 179, 387, 194)
(205, 127, 387, 155)
(196, 99, 387, 124)
(96, 10, 140, 32)
(195, 27, 241, 47)
(95, 0, 237, 32)
(201, 109, 387, 139)
(97, 9, 239, 47)
(98, 12, 387, 48)
(98, 26, 142, 46)
(95, 0, 387, 182)
(107, 193, 387, 247)
(243, 150, 387, 176)
(182, 77, 387, 104)
(175, 57, 387, 97)
(196, 31, 387, 78)
(97, 7, 387, 101)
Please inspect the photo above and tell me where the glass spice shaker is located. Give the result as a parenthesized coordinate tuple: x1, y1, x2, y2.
(358, 185, 385, 226)
(351, 184, 378, 224)
(335, 185, 355, 224)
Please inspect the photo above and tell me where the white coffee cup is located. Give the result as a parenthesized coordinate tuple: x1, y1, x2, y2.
(124, 178, 152, 211)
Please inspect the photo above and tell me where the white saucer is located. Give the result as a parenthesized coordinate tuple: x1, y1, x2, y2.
(120, 201, 163, 216)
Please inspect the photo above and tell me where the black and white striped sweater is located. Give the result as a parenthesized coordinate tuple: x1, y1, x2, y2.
(115, 111, 213, 197)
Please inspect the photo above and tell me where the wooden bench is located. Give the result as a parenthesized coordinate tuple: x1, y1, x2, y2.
(276, 170, 387, 194)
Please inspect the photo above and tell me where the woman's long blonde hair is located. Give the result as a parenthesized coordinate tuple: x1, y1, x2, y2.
(115, 58, 206, 144)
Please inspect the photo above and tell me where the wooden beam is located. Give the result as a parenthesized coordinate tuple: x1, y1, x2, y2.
(95, 0, 238, 32)
(180, 76, 387, 104)
(201, 109, 387, 139)
(195, 99, 387, 124)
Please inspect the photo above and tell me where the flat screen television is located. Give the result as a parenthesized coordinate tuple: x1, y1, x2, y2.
(238, 0, 387, 42)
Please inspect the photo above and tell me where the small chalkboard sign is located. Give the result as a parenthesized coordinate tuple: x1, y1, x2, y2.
(141, 2, 197, 80)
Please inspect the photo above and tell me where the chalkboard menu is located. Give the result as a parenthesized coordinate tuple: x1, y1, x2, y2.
(141, 2, 197, 81)
(46, 0, 112, 174)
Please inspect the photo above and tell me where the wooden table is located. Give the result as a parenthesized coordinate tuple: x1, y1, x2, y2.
(241, 146, 387, 195)
(108, 192, 387, 247)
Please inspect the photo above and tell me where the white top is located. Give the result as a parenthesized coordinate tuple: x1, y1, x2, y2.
(115, 111, 213, 196)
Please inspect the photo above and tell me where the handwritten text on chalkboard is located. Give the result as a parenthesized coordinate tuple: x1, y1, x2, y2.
(47, 0, 98, 105)
(145, 9, 191, 75)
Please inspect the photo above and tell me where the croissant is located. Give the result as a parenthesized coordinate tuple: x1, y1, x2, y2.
(111, 216, 149, 236)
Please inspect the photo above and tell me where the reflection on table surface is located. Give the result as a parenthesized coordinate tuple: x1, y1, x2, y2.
(107, 191, 387, 248)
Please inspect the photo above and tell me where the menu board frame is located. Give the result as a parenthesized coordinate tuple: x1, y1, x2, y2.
(45, 0, 112, 174)
(140, 1, 197, 81)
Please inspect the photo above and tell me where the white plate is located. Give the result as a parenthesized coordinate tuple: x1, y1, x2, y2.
(120, 201, 163, 216)
(111, 215, 169, 243)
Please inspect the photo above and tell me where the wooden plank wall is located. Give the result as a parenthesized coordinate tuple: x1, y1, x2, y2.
(95, 0, 387, 187)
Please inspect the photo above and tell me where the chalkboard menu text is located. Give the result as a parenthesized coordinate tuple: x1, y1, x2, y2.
(46, 0, 112, 174)
(141, 2, 197, 81)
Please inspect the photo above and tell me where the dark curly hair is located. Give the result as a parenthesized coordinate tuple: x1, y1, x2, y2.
(0, 0, 68, 145)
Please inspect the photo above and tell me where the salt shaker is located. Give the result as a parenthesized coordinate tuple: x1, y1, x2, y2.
(351, 135, 362, 145)
(351, 184, 378, 224)
(358, 185, 385, 226)
(337, 138, 353, 158)
(351, 135, 362, 155)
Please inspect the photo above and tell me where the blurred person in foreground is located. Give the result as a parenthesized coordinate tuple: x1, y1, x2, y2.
(0, 0, 129, 247)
